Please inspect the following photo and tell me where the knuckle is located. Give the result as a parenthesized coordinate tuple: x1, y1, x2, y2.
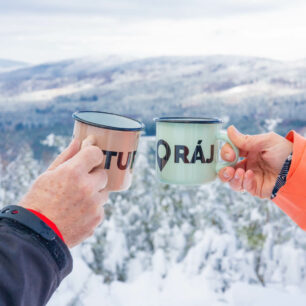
(268, 131, 276, 138)
(82, 147, 91, 160)
(66, 165, 80, 179)
(99, 191, 109, 204)
(218, 174, 227, 183)
(88, 195, 98, 205)
(79, 183, 92, 197)
(86, 146, 103, 162)
(87, 229, 95, 238)
(100, 171, 108, 186)
(88, 196, 98, 206)
(94, 214, 104, 226)
(91, 170, 108, 190)
(83, 197, 93, 206)
(229, 180, 239, 190)
(243, 134, 250, 143)
(92, 205, 104, 222)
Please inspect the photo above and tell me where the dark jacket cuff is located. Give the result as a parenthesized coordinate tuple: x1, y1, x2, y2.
(0, 217, 73, 281)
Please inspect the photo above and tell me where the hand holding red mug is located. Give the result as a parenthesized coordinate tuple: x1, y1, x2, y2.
(218, 126, 293, 198)
(20, 138, 108, 248)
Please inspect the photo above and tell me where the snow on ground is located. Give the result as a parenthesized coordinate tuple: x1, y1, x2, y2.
(49, 247, 306, 306)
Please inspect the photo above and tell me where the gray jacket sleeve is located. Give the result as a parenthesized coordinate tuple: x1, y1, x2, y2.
(0, 218, 72, 306)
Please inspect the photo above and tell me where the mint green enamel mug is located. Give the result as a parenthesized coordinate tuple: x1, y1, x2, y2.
(154, 117, 239, 185)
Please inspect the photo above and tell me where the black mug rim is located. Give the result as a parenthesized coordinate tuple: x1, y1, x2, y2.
(72, 111, 145, 132)
(154, 117, 223, 124)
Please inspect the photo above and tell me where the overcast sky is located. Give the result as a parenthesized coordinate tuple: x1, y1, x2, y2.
(1, 0, 306, 63)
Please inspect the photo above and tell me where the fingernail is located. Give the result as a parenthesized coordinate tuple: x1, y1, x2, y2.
(235, 173, 240, 180)
(223, 170, 230, 179)
(225, 152, 231, 160)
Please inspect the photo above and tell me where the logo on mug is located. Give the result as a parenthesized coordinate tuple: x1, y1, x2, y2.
(157, 139, 214, 171)
(102, 150, 137, 170)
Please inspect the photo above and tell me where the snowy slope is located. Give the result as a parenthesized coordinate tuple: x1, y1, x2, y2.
(0, 55, 305, 103)
(0, 55, 134, 98)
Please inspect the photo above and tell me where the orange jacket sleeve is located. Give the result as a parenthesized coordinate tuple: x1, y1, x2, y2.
(272, 131, 306, 229)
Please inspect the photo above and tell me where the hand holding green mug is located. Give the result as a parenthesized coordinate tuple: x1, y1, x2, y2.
(218, 126, 293, 197)
(154, 117, 239, 185)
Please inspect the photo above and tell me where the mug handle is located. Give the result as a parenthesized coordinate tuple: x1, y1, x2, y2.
(215, 130, 239, 173)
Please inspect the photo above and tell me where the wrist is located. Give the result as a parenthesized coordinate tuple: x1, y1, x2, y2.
(0, 205, 56, 241)
(19, 199, 66, 243)
(27, 209, 65, 242)
(284, 138, 293, 156)
(271, 152, 293, 199)
(2, 204, 65, 243)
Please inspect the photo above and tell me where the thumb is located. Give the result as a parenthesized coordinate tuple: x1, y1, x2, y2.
(48, 138, 80, 171)
(81, 135, 96, 149)
(227, 125, 268, 152)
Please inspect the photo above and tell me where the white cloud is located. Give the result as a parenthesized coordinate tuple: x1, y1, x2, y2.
(1, 0, 305, 18)
(1, 2, 306, 63)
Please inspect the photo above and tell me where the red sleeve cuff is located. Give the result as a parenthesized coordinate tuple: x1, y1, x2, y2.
(26, 209, 65, 242)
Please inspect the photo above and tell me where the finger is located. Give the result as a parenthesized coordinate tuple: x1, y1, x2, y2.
(66, 145, 104, 173)
(243, 170, 257, 196)
(98, 190, 109, 206)
(92, 205, 105, 228)
(88, 168, 108, 192)
(81, 135, 96, 149)
(90, 191, 109, 207)
(218, 167, 235, 182)
(227, 125, 268, 152)
(83, 203, 105, 234)
(229, 168, 245, 191)
(218, 159, 247, 182)
(221, 143, 236, 162)
(48, 138, 80, 171)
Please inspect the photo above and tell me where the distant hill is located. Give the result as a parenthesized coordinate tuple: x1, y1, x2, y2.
(0, 55, 305, 157)
(0, 59, 28, 73)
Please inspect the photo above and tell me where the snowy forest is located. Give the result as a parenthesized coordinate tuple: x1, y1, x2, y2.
(1, 128, 306, 305)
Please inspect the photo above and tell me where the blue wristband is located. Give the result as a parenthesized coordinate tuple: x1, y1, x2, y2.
(271, 153, 293, 199)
